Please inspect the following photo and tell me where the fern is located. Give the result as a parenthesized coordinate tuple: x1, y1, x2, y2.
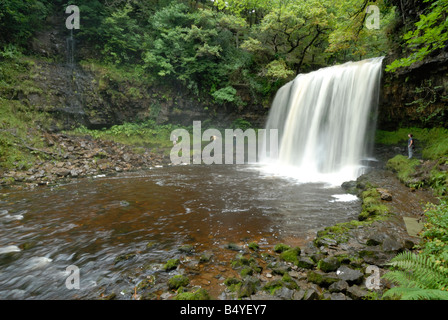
(383, 252, 448, 300)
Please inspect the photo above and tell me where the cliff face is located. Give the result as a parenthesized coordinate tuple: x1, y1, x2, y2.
(378, 53, 448, 130)
(377, 0, 448, 130)
(24, 20, 270, 131)
(24, 57, 269, 131)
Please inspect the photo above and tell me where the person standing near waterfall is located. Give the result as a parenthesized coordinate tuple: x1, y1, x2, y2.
(408, 134, 414, 159)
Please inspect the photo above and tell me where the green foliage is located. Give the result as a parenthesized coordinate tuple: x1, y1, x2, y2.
(326, 0, 395, 61)
(71, 119, 185, 155)
(100, 3, 143, 65)
(386, 0, 448, 72)
(376, 127, 448, 160)
(0, 0, 51, 46)
(142, 3, 250, 96)
(212, 86, 237, 104)
(386, 155, 421, 187)
(420, 199, 448, 258)
(382, 251, 448, 300)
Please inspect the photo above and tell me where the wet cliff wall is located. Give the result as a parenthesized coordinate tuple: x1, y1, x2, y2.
(377, 0, 448, 130)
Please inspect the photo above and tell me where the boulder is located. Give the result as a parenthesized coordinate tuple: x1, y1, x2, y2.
(336, 265, 364, 285)
(318, 256, 341, 272)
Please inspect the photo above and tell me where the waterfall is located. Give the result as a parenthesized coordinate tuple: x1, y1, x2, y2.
(62, 28, 86, 127)
(66, 28, 75, 66)
(260, 57, 384, 185)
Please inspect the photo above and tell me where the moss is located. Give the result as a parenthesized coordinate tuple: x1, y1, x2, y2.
(281, 274, 299, 290)
(314, 220, 363, 246)
(137, 276, 154, 290)
(307, 271, 339, 287)
(230, 254, 252, 269)
(279, 247, 301, 265)
(263, 279, 284, 295)
(175, 288, 210, 300)
(168, 274, 190, 290)
(163, 258, 180, 271)
(240, 267, 253, 277)
(237, 277, 260, 298)
(273, 243, 291, 253)
(248, 242, 259, 251)
(317, 256, 340, 272)
(224, 277, 241, 287)
(114, 253, 136, 264)
(386, 155, 421, 187)
(358, 187, 391, 221)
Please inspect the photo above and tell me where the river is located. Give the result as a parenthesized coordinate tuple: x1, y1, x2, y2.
(0, 164, 361, 299)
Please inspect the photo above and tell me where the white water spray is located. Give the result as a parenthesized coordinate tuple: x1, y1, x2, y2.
(260, 57, 384, 185)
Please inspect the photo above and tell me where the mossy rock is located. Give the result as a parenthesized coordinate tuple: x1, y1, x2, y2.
(114, 253, 136, 264)
(136, 276, 155, 291)
(317, 256, 340, 272)
(263, 279, 284, 295)
(224, 277, 241, 287)
(178, 244, 194, 254)
(248, 242, 260, 251)
(240, 267, 254, 277)
(297, 256, 316, 269)
(175, 288, 210, 300)
(237, 276, 260, 298)
(279, 247, 301, 265)
(168, 274, 190, 290)
(163, 258, 180, 271)
(230, 254, 253, 269)
(307, 271, 339, 287)
(273, 243, 291, 253)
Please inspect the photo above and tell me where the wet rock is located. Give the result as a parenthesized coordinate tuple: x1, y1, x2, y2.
(377, 188, 392, 201)
(273, 287, 295, 300)
(329, 280, 349, 293)
(336, 265, 364, 285)
(307, 271, 339, 287)
(330, 292, 351, 300)
(297, 256, 315, 269)
(346, 285, 370, 300)
(318, 256, 340, 272)
(303, 288, 320, 300)
(341, 180, 358, 194)
(237, 276, 260, 298)
(178, 244, 194, 254)
(168, 275, 190, 290)
(382, 236, 404, 253)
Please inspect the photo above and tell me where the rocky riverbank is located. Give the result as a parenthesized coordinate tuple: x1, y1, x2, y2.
(0, 132, 170, 188)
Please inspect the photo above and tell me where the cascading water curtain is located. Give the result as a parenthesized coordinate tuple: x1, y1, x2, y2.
(261, 57, 384, 185)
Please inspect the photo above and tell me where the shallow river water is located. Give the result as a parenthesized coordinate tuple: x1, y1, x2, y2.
(0, 164, 361, 299)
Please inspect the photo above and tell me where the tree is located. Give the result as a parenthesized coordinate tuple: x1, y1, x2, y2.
(241, 0, 330, 73)
(100, 3, 143, 65)
(142, 2, 250, 96)
(0, 0, 51, 46)
(326, 0, 395, 62)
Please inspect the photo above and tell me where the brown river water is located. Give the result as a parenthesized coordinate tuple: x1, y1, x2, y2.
(0, 164, 362, 299)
